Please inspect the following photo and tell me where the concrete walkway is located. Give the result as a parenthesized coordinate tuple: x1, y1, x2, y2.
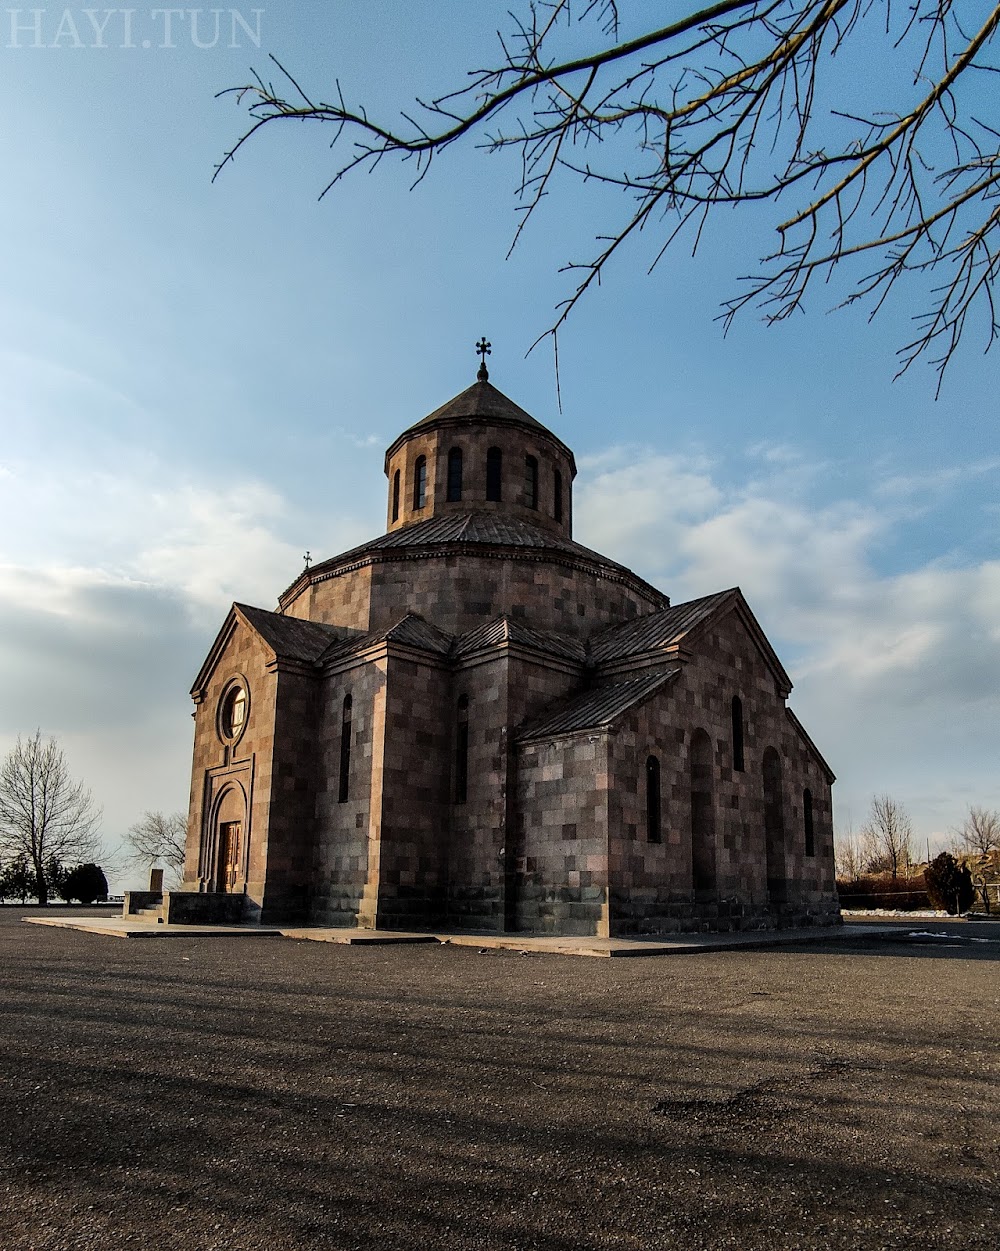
(23, 913, 898, 956)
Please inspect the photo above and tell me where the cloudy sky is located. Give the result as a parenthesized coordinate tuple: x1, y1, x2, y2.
(0, 2, 996, 884)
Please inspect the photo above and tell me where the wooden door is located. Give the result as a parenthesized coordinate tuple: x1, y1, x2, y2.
(218, 821, 242, 893)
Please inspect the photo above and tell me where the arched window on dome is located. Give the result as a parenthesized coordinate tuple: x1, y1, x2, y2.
(338, 694, 353, 804)
(454, 694, 469, 804)
(553, 468, 563, 523)
(391, 469, 400, 523)
(524, 455, 539, 509)
(413, 456, 427, 510)
(486, 447, 503, 501)
(646, 755, 661, 843)
(447, 447, 463, 502)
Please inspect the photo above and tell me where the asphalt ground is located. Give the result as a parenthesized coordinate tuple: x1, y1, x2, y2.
(0, 909, 997, 1251)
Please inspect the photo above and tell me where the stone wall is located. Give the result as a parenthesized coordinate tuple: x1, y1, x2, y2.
(385, 420, 575, 539)
(284, 550, 661, 640)
(184, 617, 278, 922)
(606, 607, 839, 934)
(514, 733, 611, 936)
(257, 667, 321, 923)
(311, 659, 387, 927)
(374, 654, 453, 929)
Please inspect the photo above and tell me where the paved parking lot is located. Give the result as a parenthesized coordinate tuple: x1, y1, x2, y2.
(1, 908, 997, 1250)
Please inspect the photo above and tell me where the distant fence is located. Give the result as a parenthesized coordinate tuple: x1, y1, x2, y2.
(837, 877, 930, 911)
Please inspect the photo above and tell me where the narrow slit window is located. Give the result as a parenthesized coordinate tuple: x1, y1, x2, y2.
(486, 447, 503, 501)
(447, 447, 463, 502)
(804, 788, 815, 857)
(731, 695, 745, 772)
(553, 468, 563, 522)
(646, 755, 661, 843)
(413, 456, 427, 510)
(338, 694, 352, 804)
(455, 694, 469, 804)
(391, 469, 400, 523)
(524, 455, 538, 509)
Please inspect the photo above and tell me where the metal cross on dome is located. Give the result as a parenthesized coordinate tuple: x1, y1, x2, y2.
(476, 337, 491, 381)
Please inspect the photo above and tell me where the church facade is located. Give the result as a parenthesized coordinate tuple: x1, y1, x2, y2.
(180, 364, 839, 935)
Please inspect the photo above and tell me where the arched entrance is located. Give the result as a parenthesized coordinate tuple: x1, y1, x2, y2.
(689, 728, 716, 897)
(762, 747, 786, 904)
(213, 785, 247, 894)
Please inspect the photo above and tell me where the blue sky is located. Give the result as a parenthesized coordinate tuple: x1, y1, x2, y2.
(0, 2, 997, 881)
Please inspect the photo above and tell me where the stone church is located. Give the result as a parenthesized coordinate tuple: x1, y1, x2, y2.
(179, 357, 839, 935)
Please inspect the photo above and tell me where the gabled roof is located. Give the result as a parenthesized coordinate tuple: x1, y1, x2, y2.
(517, 669, 679, 742)
(235, 604, 355, 664)
(452, 615, 587, 663)
(190, 603, 360, 696)
(590, 588, 793, 696)
(324, 613, 454, 662)
(588, 590, 734, 662)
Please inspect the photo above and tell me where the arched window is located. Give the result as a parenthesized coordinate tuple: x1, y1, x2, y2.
(524, 455, 539, 509)
(731, 695, 745, 772)
(412, 456, 427, 510)
(763, 747, 786, 901)
(338, 694, 352, 804)
(646, 756, 661, 843)
(553, 468, 563, 523)
(455, 694, 469, 804)
(690, 728, 716, 894)
(803, 787, 815, 857)
(391, 469, 400, 523)
(486, 447, 503, 501)
(447, 447, 463, 502)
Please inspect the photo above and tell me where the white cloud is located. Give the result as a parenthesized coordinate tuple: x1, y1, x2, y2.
(575, 446, 1000, 838)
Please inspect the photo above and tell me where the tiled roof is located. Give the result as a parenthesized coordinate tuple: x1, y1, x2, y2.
(297, 513, 667, 605)
(409, 380, 551, 436)
(588, 590, 736, 663)
(235, 604, 356, 664)
(325, 613, 454, 661)
(452, 615, 588, 663)
(517, 669, 679, 742)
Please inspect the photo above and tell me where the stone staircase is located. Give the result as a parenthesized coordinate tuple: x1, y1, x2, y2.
(131, 904, 165, 924)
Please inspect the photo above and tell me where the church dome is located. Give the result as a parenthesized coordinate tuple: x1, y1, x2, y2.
(382, 372, 576, 540)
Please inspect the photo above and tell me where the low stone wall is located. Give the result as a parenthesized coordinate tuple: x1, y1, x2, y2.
(609, 889, 842, 935)
(163, 892, 246, 925)
(123, 891, 163, 916)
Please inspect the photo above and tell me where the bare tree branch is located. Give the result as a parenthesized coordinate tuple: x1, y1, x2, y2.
(124, 810, 187, 888)
(216, 1, 1000, 389)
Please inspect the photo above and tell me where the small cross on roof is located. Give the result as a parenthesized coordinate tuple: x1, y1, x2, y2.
(476, 337, 491, 381)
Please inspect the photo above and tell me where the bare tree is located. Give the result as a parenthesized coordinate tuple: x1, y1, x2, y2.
(861, 794, 913, 880)
(0, 733, 102, 905)
(217, 1, 1000, 392)
(834, 824, 863, 880)
(124, 811, 187, 888)
(954, 804, 1000, 857)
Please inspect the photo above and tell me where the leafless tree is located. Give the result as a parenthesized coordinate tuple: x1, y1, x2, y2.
(953, 804, 1000, 857)
(0, 732, 102, 905)
(217, 1, 1000, 392)
(861, 793, 913, 880)
(124, 811, 187, 888)
(834, 823, 863, 880)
